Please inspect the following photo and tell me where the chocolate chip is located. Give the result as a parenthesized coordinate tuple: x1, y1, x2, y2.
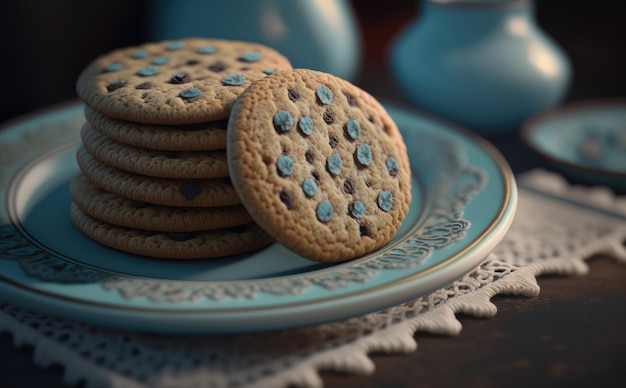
(186, 59, 200, 66)
(386, 156, 399, 177)
(135, 82, 152, 90)
(179, 181, 203, 200)
(208, 61, 226, 72)
(276, 155, 295, 177)
(171, 72, 191, 84)
(329, 135, 339, 148)
(344, 91, 357, 106)
(132, 201, 149, 209)
(323, 111, 335, 125)
(288, 89, 299, 101)
(106, 79, 125, 92)
(168, 232, 197, 241)
(312, 170, 320, 181)
(273, 110, 294, 133)
(343, 178, 355, 194)
(359, 224, 372, 238)
(305, 149, 315, 164)
(279, 188, 293, 209)
(180, 87, 202, 99)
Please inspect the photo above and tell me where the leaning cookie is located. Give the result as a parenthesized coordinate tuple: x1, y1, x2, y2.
(70, 203, 273, 259)
(77, 38, 293, 124)
(81, 123, 229, 179)
(227, 69, 412, 263)
(85, 107, 228, 151)
(70, 175, 252, 232)
(76, 147, 240, 207)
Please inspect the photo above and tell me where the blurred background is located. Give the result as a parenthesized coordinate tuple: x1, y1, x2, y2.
(1, 0, 624, 125)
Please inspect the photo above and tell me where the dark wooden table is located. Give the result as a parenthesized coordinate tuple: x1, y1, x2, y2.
(1, 2, 625, 387)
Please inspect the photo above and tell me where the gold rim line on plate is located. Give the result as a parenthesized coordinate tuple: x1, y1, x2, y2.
(0, 103, 515, 314)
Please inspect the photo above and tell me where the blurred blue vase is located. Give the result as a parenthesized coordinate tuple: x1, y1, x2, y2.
(150, 0, 362, 81)
(390, 0, 572, 133)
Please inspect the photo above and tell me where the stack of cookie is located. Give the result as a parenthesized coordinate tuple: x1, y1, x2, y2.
(70, 38, 293, 259)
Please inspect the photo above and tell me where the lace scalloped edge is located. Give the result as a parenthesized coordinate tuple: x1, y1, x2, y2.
(0, 260, 540, 388)
(519, 169, 626, 217)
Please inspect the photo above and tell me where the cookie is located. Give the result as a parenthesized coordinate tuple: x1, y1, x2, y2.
(76, 147, 240, 207)
(70, 203, 273, 259)
(76, 38, 293, 124)
(70, 175, 252, 232)
(85, 106, 228, 151)
(81, 123, 229, 179)
(227, 69, 412, 263)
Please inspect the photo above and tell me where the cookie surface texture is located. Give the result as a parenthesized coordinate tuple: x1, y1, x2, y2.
(227, 69, 412, 263)
(70, 175, 252, 232)
(70, 203, 273, 259)
(76, 147, 240, 207)
(77, 38, 292, 124)
(85, 106, 228, 151)
(81, 123, 229, 179)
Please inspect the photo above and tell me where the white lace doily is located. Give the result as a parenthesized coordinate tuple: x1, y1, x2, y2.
(1, 169, 625, 388)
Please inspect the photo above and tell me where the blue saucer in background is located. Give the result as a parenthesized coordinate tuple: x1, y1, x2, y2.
(523, 99, 626, 192)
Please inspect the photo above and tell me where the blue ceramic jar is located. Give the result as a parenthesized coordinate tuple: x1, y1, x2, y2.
(150, 0, 362, 81)
(390, 0, 572, 133)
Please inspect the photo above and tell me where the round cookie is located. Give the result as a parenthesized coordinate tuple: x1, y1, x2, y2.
(227, 69, 412, 263)
(76, 147, 241, 208)
(85, 106, 228, 151)
(70, 175, 252, 232)
(70, 203, 273, 259)
(81, 123, 229, 179)
(76, 38, 293, 124)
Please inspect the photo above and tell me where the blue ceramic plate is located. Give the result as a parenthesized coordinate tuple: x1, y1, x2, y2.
(0, 102, 516, 333)
(523, 99, 626, 191)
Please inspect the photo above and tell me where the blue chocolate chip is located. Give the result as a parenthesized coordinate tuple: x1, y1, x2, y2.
(377, 191, 393, 212)
(221, 74, 246, 86)
(152, 56, 170, 65)
(166, 41, 185, 50)
(316, 85, 333, 105)
(346, 119, 361, 140)
(327, 153, 343, 176)
(239, 51, 262, 62)
(349, 201, 366, 219)
(103, 62, 123, 72)
(131, 50, 149, 59)
(273, 110, 293, 133)
(276, 155, 294, 177)
(197, 45, 216, 54)
(180, 87, 202, 99)
(263, 68, 275, 75)
(316, 201, 334, 223)
(302, 178, 318, 197)
(137, 65, 160, 77)
(298, 116, 314, 136)
(386, 156, 399, 176)
(356, 144, 372, 166)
